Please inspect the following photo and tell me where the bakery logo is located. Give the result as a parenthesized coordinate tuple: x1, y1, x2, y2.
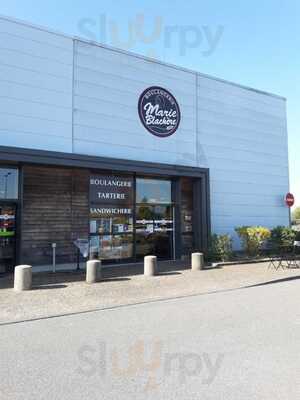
(138, 86, 181, 137)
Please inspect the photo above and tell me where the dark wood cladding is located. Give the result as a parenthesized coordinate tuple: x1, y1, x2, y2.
(21, 166, 89, 265)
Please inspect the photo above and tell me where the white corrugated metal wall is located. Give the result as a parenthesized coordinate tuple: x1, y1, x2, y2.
(0, 16, 290, 245)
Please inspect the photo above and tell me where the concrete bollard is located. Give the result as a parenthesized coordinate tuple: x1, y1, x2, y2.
(191, 252, 205, 271)
(14, 265, 32, 291)
(86, 260, 101, 283)
(144, 256, 157, 277)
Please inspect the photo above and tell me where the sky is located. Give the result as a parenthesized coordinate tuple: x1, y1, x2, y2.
(0, 0, 299, 207)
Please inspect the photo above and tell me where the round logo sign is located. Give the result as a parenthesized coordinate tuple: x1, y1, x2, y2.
(138, 86, 181, 137)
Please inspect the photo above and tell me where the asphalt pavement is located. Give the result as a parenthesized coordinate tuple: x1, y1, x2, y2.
(0, 275, 299, 399)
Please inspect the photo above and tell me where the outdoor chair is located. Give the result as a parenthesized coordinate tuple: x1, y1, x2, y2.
(267, 244, 300, 270)
(285, 242, 300, 269)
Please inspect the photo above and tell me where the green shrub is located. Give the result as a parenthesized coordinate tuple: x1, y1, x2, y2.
(209, 234, 233, 262)
(235, 226, 271, 257)
(292, 207, 300, 222)
(269, 226, 296, 249)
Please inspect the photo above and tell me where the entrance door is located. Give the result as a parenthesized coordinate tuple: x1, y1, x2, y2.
(135, 178, 174, 260)
(0, 204, 17, 273)
(135, 204, 174, 260)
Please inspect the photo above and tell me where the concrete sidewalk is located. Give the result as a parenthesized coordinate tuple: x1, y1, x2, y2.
(0, 262, 299, 325)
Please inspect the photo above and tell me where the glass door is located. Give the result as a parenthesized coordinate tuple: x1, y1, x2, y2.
(135, 204, 174, 260)
(0, 204, 17, 273)
(135, 178, 174, 260)
(181, 177, 195, 256)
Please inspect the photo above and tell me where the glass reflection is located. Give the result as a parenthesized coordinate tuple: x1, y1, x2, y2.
(0, 168, 18, 199)
(0, 204, 17, 273)
(90, 234, 133, 260)
(136, 178, 171, 204)
(90, 212, 133, 235)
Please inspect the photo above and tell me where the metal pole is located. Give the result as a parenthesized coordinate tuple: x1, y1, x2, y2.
(52, 243, 56, 273)
(4, 172, 11, 199)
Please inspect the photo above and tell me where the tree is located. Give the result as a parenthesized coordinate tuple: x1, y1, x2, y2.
(292, 207, 300, 222)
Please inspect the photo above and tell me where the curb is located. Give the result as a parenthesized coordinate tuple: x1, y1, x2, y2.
(209, 258, 271, 268)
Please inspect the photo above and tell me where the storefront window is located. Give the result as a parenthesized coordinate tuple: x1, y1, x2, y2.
(89, 174, 175, 262)
(136, 178, 171, 204)
(90, 208, 134, 260)
(90, 234, 133, 260)
(0, 168, 18, 199)
(89, 173, 134, 261)
(90, 211, 133, 235)
(0, 204, 17, 272)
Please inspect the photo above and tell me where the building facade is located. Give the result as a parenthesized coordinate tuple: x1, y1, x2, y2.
(0, 16, 290, 271)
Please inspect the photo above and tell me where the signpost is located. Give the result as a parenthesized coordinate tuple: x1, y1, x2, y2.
(52, 243, 56, 273)
(285, 193, 295, 208)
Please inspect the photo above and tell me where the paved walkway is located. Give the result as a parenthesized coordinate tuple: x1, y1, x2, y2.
(0, 262, 299, 325)
(1, 268, 300, 399)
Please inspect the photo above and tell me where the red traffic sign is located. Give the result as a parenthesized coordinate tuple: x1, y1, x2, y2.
(285, 193, 295, 207)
